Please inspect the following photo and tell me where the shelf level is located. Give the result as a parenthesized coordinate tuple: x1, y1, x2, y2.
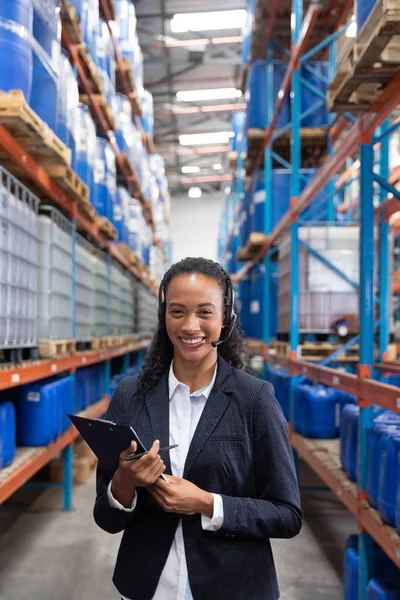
(0, 340, 151, 391)
(0, 396, 109, 505)
(292, 434, 400, 568)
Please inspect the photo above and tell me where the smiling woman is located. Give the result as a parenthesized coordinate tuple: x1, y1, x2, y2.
(93, 257, 302, 600)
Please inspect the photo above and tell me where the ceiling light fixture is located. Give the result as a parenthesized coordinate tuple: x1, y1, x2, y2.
(188, 187, 202, 199)
(213, 163, 223, 170)
(179, 131, 234, 146)
(181, 166, 201, 173)
(176, 88, 242, 102)
(170, 10, 247, 33)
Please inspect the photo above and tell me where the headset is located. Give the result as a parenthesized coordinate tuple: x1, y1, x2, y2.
(158, 276, 237, 347)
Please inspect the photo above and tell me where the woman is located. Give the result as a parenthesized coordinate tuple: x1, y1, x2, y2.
(94, 257, 302, 600)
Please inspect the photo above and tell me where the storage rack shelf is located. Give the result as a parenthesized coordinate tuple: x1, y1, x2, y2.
(0, 340, 151, 392)
(0, 396, 108, 506)
(224, 0, 400, 595)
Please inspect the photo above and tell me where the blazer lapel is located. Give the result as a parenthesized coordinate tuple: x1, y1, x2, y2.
(144, 372, 172, 475)
(183, 357, 233, 479)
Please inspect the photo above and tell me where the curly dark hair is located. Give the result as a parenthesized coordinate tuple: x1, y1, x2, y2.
(137, 257, 246, 393)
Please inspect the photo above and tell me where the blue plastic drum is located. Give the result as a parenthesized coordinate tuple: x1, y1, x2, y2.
(0, 400, 16, 468)
(366, 578, 400, 600)
(355, 0, 376, 34)
(251, 169, 291, 233)
(31, 0, 60, 131)
(0, 0, 33, 101)
(301, 385, 340, 439)
(231, 111, 246, 153)
(93, 137, 116, 221)
(377, 433, 400, 526)
(340, 404, 359, 481)
(246, 60, 290, 130)
(238, 277, 251, 337)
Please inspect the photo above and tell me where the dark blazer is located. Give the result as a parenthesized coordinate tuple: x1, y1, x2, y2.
(94, 356, 302, 600)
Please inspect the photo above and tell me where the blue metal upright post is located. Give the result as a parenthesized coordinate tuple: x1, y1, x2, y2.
(290, 0, 302, 358)
(378, 120, 390, 361)
(263, 41, 274, 347)
(104, 360, 111, 398)
(122, 352, 130, 376)
(71, 218, 76, 339)
(358, 136, 376, 599)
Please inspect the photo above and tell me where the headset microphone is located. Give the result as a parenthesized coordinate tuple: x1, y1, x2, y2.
(211, 313, 237, 347)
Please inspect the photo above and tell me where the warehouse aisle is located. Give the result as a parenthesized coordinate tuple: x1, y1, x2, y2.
(0, 464, 355, 600)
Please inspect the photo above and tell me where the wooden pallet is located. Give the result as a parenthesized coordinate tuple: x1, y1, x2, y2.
(38, 339, 76, 358)
(77, 44, 103, 94)
(246, 127, 327, 174)
(91, 336, 126, 350)
(49, 439, 98, 484)
(95, 216, 117, 240)
(245, 338, 264, 356)
(44, 165, 89, 205)
(115, 243, 145, 271)
(0, 91, 71, 167)
(79, 93, 116, 131)
(236, 232, 268, 262)
(60, 1, 83, 45)
(117, 153, 142, 196)
(269, 340, 362, 362)
(328, 0, 400, 112)
(78, 200, 97, 224)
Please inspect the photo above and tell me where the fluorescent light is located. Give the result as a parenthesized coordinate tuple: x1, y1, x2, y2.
(176, 88, 242, 102)
(224, 186, 231, 195)
(345, 18, 357, 38)
(179, 131, 234, 146)
(170, 10, 246, 33)
(181, 166, 201, 174)
(213, 163, 222, 170)
(188, 187, 202, 199)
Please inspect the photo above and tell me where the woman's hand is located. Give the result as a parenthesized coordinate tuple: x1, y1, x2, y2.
(111, 440, 166, 508)
(148, 476, 214, 517)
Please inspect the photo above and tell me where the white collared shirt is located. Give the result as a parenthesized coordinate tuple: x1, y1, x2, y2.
(108, 362, 224, 600)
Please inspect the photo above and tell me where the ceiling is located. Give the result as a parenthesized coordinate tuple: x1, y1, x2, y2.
(135, 0, 246, 195)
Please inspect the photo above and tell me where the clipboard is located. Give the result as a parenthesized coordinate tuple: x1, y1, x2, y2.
(67, 413, 147, 473)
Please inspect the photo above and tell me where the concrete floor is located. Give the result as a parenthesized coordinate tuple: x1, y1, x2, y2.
(0, 463, 356, 600)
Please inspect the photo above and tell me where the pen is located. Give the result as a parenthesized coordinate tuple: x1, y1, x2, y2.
(125, 444, 179, 461)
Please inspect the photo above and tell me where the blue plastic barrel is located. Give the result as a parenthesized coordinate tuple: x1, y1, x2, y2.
(249, 264, 264, 338)
(239, 190, 252, 246)
(273, 368, 290, 420)
(18, 380, 60, 446)
(270, 272, 278, 339)
(231, 111, 246, 153)
(355, 0, 376, 34)
(31, 0, 60, 131)
(366, 578, 400, 600)
(246, 60, 290, 130)
(241, 0, 256, 65)
(93, 137, 116, 220)
(367, 417, 400, 508)
(238, 277, 251, 337)
(56, 50, 79, 158)
(97, 19, 114, 86)
(140, 90, 154, 139)
(114, 93, 133, 154)
(74, 103, 96, 195)
(344, 544, 359, 600)
(294, 384, 307, 434)
(301, 61, 329, 128)
(301, 385, 340, 439)
(75, 368, 88, 413)
(377, 433, 400, 526)
(115, 0, 137, 44)
(0, 401, 16, 468)
(0, 0, 33, 101)
(56, 375, 74, 433)
(251, 169, 291, 234)
(340, 404, 360, 481)
(112, 187, 127, 242)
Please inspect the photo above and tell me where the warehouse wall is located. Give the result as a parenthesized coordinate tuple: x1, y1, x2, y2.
(169, 194, 224, 263)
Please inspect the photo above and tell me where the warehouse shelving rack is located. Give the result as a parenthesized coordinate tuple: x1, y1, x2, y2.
(0, 340, 150, 510)
(0, 2, 162, 512)
(224, 0, 400, 594)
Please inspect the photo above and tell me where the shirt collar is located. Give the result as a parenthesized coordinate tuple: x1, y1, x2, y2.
(168, 360, 218, 400)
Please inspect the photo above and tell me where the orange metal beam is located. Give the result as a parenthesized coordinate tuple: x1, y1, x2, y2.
(0, 340, 151, 392)
(0, 397, 109, 505)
